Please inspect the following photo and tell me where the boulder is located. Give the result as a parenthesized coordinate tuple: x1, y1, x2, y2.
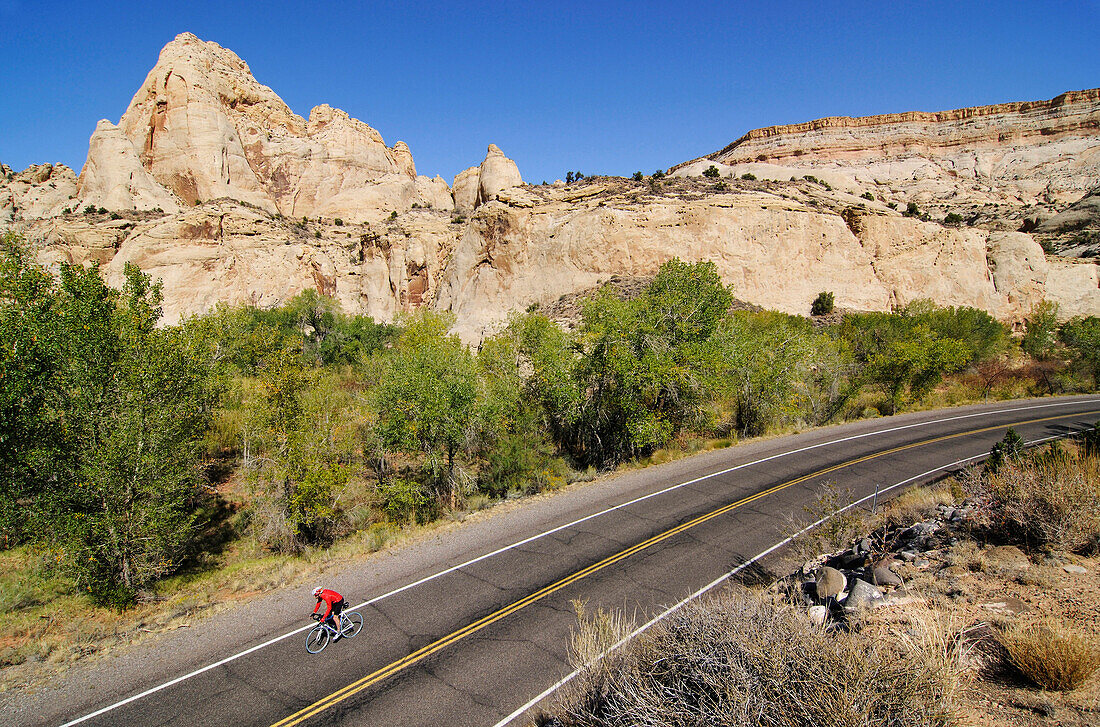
(871, 564, 903, 587)
(844, 579, 884, 610)
(807, 605, 828, 627)
(815, 567, 846, 600)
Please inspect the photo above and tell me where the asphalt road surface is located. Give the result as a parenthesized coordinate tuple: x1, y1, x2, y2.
(17, 396, 1100, 727)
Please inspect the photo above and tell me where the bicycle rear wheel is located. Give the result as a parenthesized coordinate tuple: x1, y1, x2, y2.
(305, 624, 329, 654)
(341, 611, 363, 638)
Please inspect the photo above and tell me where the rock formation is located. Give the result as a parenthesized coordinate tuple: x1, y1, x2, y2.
(78, 32, 446, 220)
(2, 34, 1098, 341)
(78, 120, 180, 212)
(476, 144, 524, 206)
(1, 163, 78, 222)
(674, 89, 1100, 242)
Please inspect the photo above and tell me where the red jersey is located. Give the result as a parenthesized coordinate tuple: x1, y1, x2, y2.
(312, 589, 343, 621)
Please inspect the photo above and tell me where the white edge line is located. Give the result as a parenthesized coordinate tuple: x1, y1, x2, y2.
(58, 401, 1097, 727)
(489, 430, 1070, 727)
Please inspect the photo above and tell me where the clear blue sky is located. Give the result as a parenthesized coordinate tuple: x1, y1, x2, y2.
(2, 1, 1097, 185)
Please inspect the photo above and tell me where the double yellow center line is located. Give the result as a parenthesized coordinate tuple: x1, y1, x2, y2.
(271, 410, 1097, 726)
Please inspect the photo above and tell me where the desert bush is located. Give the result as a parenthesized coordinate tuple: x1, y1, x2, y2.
(741, 172, 757, 181)
(544, 588, 959, 727)
(982, 441, 1100, 553)
(985, 427, 1024, 473)
(944, 212, 963, 225)
(860, 191, 875, 201)
(904, 202, 920, 217)
(702, 165, 720, 178)
(377, 478, 434, 526)
(998, 619, 1100, 691)
(811, 290, 835, 316)
(632, 171, 643, 182)
(785, 481, 868, 563)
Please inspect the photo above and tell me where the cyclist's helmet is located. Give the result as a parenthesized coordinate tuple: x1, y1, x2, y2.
(312, 586, 324, 597)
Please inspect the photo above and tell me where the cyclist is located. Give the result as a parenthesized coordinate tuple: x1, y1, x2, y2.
(311, 586, 346, 640)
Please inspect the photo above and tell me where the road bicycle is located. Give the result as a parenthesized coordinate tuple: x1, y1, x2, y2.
(305, 609, 364, 654)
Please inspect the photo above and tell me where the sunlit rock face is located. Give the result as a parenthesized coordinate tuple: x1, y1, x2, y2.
(3, 34, 1098, 340)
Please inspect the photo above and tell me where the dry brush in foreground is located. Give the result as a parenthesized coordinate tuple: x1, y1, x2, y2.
(539, 588, 961, 727)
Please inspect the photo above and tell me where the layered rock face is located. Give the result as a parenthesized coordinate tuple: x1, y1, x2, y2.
(675, 89, 1100, 228)
(3, 34, 1099, 341)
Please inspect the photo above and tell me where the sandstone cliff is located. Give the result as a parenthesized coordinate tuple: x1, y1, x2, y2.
(674, 89, 1100, 242)
(2, 34, 1099, 342)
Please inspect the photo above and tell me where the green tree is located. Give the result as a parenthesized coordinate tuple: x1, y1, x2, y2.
(51, 263, 214, 605)
(247, 348, 352, 552)
(703, 165, 720, 179)
(0, 234, 63, 544)
(1059, 316, 1100, 386)
(1021, 301, 1060, 360)
(563, 259, 733, 465)
(373, 312, 481, 505)
(718, 312, 813, 436)
(841, 311, 970, 414)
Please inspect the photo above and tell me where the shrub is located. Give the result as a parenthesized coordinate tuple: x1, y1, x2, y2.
(632, 171, 643, 182)
(334, 217, 344, 225)
(998, 619, 1100, 691)
(83, 205, 96, 215)
(378, 478, 433, 526)
(702, 165, 720, 178)
(811, 291, 835, 316)
(451, 214, 466, 224)
(109, 212, 121, 220)
(904, 202, 920, 217)
(944, 212, 963, 225)
(389, 211, 398, 220)
(544, 588, 960, 727)
(982, 441, 1100, 553)
(97, 206, 107, 214)
(741, 172, 757, 181)
(713, 182, 728, 191)
(652, 169, 665, 179)
(314, 230, 321, 238)
(62, 207, 71, 215)
(888, 202, 898, 210)
(566, 171, 574, 184)
(861, 191, 875, 201)
(986, 428, 1024, 473)
(802, 174, 832, 191)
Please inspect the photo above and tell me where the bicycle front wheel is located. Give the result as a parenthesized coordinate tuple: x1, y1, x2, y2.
(341, 611, 364, 638)
(305, 625, 330, 654)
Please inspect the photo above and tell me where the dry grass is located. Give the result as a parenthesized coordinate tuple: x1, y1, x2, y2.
(568, 600, 637, 670)
(985, 443, 1100, 553)
(998, 619, 1100, 692)
(542, 588, 961, 727)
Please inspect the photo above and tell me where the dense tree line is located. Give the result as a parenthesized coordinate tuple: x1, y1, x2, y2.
(3, 230, 1098, 606)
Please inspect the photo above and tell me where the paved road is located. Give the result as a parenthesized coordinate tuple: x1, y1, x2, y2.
(22, 397, 1100, 727)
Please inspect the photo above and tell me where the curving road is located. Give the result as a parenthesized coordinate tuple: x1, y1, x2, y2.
(14, 396, 1100, 727)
